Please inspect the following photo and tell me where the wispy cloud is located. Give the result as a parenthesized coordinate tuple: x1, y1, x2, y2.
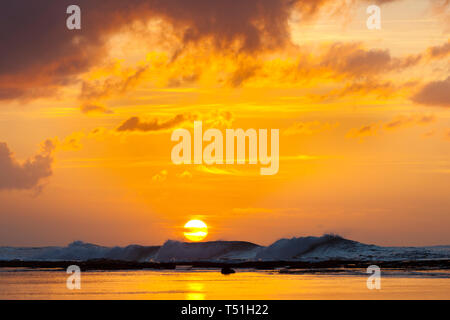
(284, 121, 339, 136)
(384, 114, 435, 129)
(348, 114, 436, 139)
(117, 114, 194, 132)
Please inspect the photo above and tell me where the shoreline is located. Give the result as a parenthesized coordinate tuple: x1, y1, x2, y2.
(1, 259, 449, 271)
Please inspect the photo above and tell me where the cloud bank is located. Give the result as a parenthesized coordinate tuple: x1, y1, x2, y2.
(0, 140, 55, 191)
(2, 0, 421, 102)
(412, 77, 450, 107)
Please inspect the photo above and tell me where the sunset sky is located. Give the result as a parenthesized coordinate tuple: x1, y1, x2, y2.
(0, 0, 449, 246)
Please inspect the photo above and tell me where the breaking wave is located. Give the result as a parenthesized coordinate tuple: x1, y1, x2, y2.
(1, 235, 449, 262)
(155, 240, 261, 262)
(0, 241, 160, 262)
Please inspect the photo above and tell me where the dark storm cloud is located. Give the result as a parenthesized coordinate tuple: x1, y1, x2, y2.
(0, 1, 148, 101)
(0, 140, 55, 191)
(0, 1, 444, 102)
(0, 0, 309, 101)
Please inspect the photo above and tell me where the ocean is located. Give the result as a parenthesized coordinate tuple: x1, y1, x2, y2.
(1, 269, 449, 300)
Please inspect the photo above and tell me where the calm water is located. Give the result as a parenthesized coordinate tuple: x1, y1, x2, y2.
(0, 268, 449, 299)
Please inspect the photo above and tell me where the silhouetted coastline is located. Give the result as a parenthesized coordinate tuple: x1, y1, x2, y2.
(1, 258, 448, 272)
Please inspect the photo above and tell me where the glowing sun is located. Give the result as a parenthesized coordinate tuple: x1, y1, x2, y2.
(184, 219, 208, 242)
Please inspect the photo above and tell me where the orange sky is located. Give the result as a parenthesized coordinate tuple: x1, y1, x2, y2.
(0, 0, 449, 246)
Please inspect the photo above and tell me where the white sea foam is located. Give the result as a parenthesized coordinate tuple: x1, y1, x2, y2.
(0, 235, 448, 262)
